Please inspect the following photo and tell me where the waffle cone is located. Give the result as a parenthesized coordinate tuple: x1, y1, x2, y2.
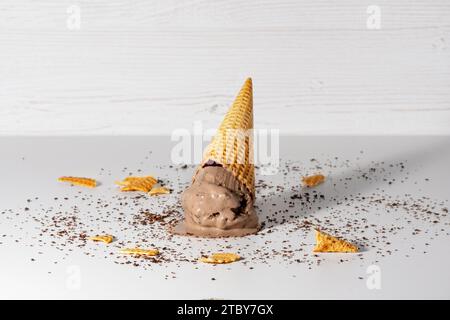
(194, 78, 255, 197)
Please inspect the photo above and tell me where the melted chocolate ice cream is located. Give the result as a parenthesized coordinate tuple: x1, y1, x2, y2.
(173, 165, 259, 237)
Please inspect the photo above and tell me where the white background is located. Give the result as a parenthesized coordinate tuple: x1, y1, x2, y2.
(1, 0, 450, 135)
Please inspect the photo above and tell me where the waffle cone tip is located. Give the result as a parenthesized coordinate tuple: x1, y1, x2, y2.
(195, 77, 256, 196)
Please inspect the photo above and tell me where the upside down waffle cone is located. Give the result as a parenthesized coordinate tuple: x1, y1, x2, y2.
(174, 78, 259, 238)
(193, 77, 255, 197)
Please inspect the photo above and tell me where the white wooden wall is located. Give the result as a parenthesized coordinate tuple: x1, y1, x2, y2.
(1, 0, 449, 135)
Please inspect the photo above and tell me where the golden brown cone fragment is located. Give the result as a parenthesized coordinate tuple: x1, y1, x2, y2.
(313, 229, 359, 253)
(58, 176, 97, 188)
(199, 253, 241, 264)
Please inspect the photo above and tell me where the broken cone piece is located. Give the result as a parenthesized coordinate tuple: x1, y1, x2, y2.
(199, 252, 241, 264)
(302, 174, 325, 187)
(119, 248, 160, 256)
(115, 175, 157, 193)
(89, 235, 114, 244)
(313, 229, 359, 253)
(148, 187, 171, 196)
(58, 176, 97, 188)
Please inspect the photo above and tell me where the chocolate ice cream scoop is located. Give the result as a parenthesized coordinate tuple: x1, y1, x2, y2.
(173, 165, 259, 237)
(183, 167, 242, 229)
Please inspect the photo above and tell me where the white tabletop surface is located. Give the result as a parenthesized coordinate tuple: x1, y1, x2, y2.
(0, 136, 449, 299)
